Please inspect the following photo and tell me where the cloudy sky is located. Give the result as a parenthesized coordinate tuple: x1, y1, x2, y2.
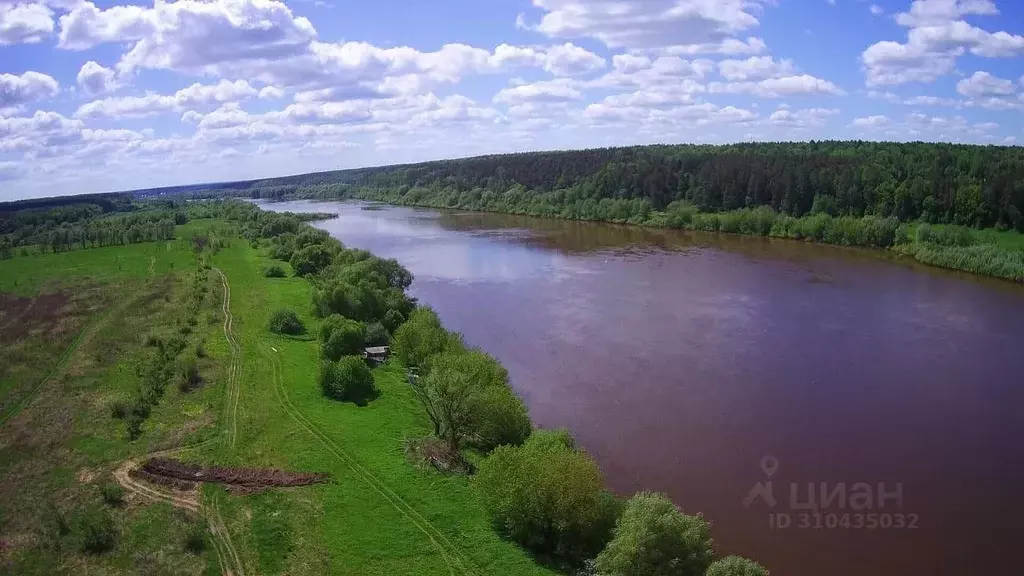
(1, 0, 1023, 200)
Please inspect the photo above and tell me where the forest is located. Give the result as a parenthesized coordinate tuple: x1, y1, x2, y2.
(185, 141, 1024, 232)
(0, 196, 183, 257)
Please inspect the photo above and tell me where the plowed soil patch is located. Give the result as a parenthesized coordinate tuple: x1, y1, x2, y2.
(142, 458, 330, 488)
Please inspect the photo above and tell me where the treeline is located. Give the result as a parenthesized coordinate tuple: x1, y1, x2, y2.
(0, 199, 186, 258)
(206, 198, 769, 575)
(0, 208, 186, 255)
(171, 141, 1024, 232)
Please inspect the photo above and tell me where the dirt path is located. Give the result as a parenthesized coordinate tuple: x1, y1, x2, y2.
(266, 347, 477, 576)
(215, 268, 242, 449)
(113, 459, 201, 513)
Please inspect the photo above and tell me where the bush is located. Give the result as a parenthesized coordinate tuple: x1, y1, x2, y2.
(184, 521, 206, 554)
(290, 244, 333, 276)
(110, 399, 129, 419)
(74, 504, 116, 554)
(195, 341, 206, 358)
(320, 356, 377, 404)
(268, 309, 305, 335)
(364, 321, 390, 347)
(263, 264, 286, 278)
(319, 315, 366, 361)
(101, 483, 124, 506)
(176, 355, 202, 392)
(594, 491, 713, 576)
(476, 430, 620, 568)
(705, 556, 769, 576)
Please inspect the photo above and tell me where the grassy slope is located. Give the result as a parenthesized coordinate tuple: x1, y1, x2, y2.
(0, 224, 226, 574)
(207, 238, 553, 575)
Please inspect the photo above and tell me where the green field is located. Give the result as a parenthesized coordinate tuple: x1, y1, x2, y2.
(0, 221, 553, 575)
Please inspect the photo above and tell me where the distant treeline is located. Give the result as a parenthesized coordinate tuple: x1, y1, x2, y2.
(0, 196, 185, 258)
(179, 142, 1024, 232)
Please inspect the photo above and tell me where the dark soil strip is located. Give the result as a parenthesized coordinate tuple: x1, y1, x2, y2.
(142, 458, 330, 488)
(129, 467, 197, 492)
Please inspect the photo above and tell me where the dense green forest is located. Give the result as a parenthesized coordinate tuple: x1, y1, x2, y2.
(0, 195, 195, 257)
(188, 142, 1024, 232)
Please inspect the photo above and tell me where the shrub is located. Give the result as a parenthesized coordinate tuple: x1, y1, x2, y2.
(176, 355, 202, 392)
(476, 430, 620, 568)
(110, 399, 129, 419)
(705, 556, 769, 576)
(195, 341, 206, 358)
(268, 309, 305, 335)
(364, 321, 390, 347)
(101, 483, 124, 507)
(263, 264, 286, 278)
(290, 244, 333, 276)
(184, 521, 206, 554)
(125, 414, 144, 440)
(319, 315, 366, 361)
(74, 504, 116, 554)
(594, 491, 713, 576)
(320, 356, 377, 404)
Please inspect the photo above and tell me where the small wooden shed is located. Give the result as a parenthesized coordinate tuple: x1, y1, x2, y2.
(364, 346, 390, 364)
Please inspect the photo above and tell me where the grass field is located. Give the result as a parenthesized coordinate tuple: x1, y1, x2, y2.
(0, 223, 226, 574)
(0, 220, 555, 575)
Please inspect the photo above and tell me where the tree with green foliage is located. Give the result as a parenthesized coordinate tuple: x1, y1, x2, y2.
(473, 384, 532, 451)
(318, 315, 366, 361)
(320, 356, 377, 404)
(268, 309, 305, 335)
(392, 307, 456, 368)
(476, 430, 620, 568)
(594, 491, 713, 576)
(290, 243, 333, 276)
(364, 321, 390, 346)
(383, 308, 406, 332)
(704, 556, 769, 576)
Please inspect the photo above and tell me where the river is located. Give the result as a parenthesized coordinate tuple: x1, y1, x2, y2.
(260, 199, 1024, 576)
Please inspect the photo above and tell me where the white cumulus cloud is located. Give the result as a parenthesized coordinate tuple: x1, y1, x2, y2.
(0, 2, 53, 45)
(1, 71, 59, 111)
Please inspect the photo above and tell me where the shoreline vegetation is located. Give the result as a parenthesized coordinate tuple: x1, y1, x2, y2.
(337, 193, 1024, 283)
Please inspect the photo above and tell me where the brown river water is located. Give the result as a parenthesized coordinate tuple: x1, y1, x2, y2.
(260, 200, 1024, 576)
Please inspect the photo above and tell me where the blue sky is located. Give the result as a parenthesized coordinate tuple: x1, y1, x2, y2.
(1, 0, 1023, 200)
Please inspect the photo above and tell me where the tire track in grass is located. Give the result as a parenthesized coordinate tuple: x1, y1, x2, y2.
(215, 268, 242, 449)
(114, 456, 245, 576)
(113, 459, 201, 513)
(206, 489, 247, 576)
(266, 345, 478, 576)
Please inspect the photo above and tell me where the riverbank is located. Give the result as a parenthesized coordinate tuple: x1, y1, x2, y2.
(333, 189, 1024, 284)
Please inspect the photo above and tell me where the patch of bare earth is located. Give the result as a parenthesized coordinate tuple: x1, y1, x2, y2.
(142, 458, 330, 490)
